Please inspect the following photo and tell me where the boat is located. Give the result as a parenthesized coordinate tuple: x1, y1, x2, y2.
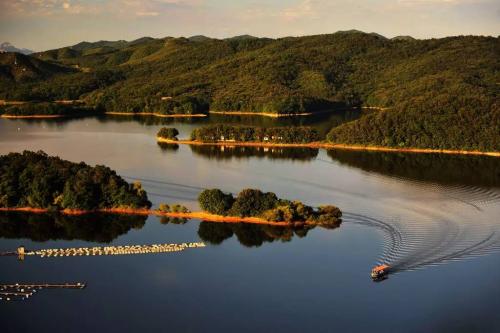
(371, 264, 390, 280)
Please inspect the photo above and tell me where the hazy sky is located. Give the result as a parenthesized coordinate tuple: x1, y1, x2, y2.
(1, 0, 499, 51)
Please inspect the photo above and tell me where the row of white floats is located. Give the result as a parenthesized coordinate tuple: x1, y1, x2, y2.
(25, 242, 206, 258)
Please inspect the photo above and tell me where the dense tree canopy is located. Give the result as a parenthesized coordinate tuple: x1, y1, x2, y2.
(198, 189, 234, 215)
(0, 102, 97, 116)
(157, 127, 179, 140)
(0, 151, 151, 210)
(197, 187, 342, 225)
(190, 125, 320, 143)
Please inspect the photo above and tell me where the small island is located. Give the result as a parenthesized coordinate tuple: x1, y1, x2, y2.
(196, 188, 342, 226)
(0, 151, 342, 226)
(157, 127, 180, 141)
(157, 125, 322, 147)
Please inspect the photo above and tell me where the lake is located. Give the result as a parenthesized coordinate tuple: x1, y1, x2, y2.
(1, 115, 499, 332)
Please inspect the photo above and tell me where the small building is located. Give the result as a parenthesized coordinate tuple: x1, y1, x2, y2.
(17, 245, 25, 261)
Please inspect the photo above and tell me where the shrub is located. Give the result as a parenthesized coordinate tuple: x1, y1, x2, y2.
(171, 204, 190, 213)
(157, 127, 179, 140)
(158, 203, 170, 212)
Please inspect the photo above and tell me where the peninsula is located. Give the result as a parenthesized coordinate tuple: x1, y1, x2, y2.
(156, 126, 500, 157)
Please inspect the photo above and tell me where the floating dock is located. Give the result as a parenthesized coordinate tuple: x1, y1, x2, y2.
(3, 243, 205, 260)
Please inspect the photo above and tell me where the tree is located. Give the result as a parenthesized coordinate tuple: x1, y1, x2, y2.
(198, 189, 234, 215)
(229, 189, 278, 217)
(157, 127, 179, 140)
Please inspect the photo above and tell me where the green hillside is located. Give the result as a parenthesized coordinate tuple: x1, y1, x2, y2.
(1, 31, 498, 150)
(0, 52, 74, 83)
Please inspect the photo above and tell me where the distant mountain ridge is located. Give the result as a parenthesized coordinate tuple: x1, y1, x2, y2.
(0, 42, 33, 55)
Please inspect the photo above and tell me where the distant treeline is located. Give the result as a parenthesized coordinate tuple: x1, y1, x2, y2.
(190, 124, 320, 143)
(198, 188, 342, 225)
(0, 151, 151, 210)
(0, 102, 99, 117)
(97, 95, 209, 115)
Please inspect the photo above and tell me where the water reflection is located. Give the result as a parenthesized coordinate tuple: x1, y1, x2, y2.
(159, 216, 188, 225)
(197, 221, 340, 247)
(101, 109, 363, 134)
(0, 212, 147, 243)
(101, 114, 208, 126)
(327, 149, 500, 187)
(0, 210, 338, 247)
(190, 145, 319, 161)
(157, 142, 180, 152)
(0, 108, 363, 137)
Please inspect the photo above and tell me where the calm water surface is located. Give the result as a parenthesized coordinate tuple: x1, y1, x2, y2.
(1, 116, 499, 333)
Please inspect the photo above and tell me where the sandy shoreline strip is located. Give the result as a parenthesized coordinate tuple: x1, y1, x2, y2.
(0, 207, 311, 227)
(157, 138, 500, 157)
(1, 114, 66, 119)
(209, 111, 313, 117)
(105, 112, 207, 118)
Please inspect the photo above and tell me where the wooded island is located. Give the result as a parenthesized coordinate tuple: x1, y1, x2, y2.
(0, 151, 342, 226)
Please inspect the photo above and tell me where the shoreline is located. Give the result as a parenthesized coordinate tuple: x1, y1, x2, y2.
(209, 111, 313, 117)
(0, 207, 311, 227)
(1, 114, 66, 119)
(157, 137, 500, 157)
(105, 112, 207, 118)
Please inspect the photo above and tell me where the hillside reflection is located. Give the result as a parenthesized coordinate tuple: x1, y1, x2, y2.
(0, 212, 146, 243)
(197, 221, 340, 247)
(190, 145, 319, 161)
(327, 150, 500, 187)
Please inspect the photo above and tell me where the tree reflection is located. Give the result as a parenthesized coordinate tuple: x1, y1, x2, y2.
(0, 212, 146, 243)
(157, 142, 180, 151)
(327, 150, 500, 187)
(159, 216, 188, 225)
(197, 221, 340, 247)
(190, 145, 319, 161)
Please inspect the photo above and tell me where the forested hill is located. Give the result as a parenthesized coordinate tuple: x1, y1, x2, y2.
(0, 52, 75, 83)
(0, 31, 498, 150)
